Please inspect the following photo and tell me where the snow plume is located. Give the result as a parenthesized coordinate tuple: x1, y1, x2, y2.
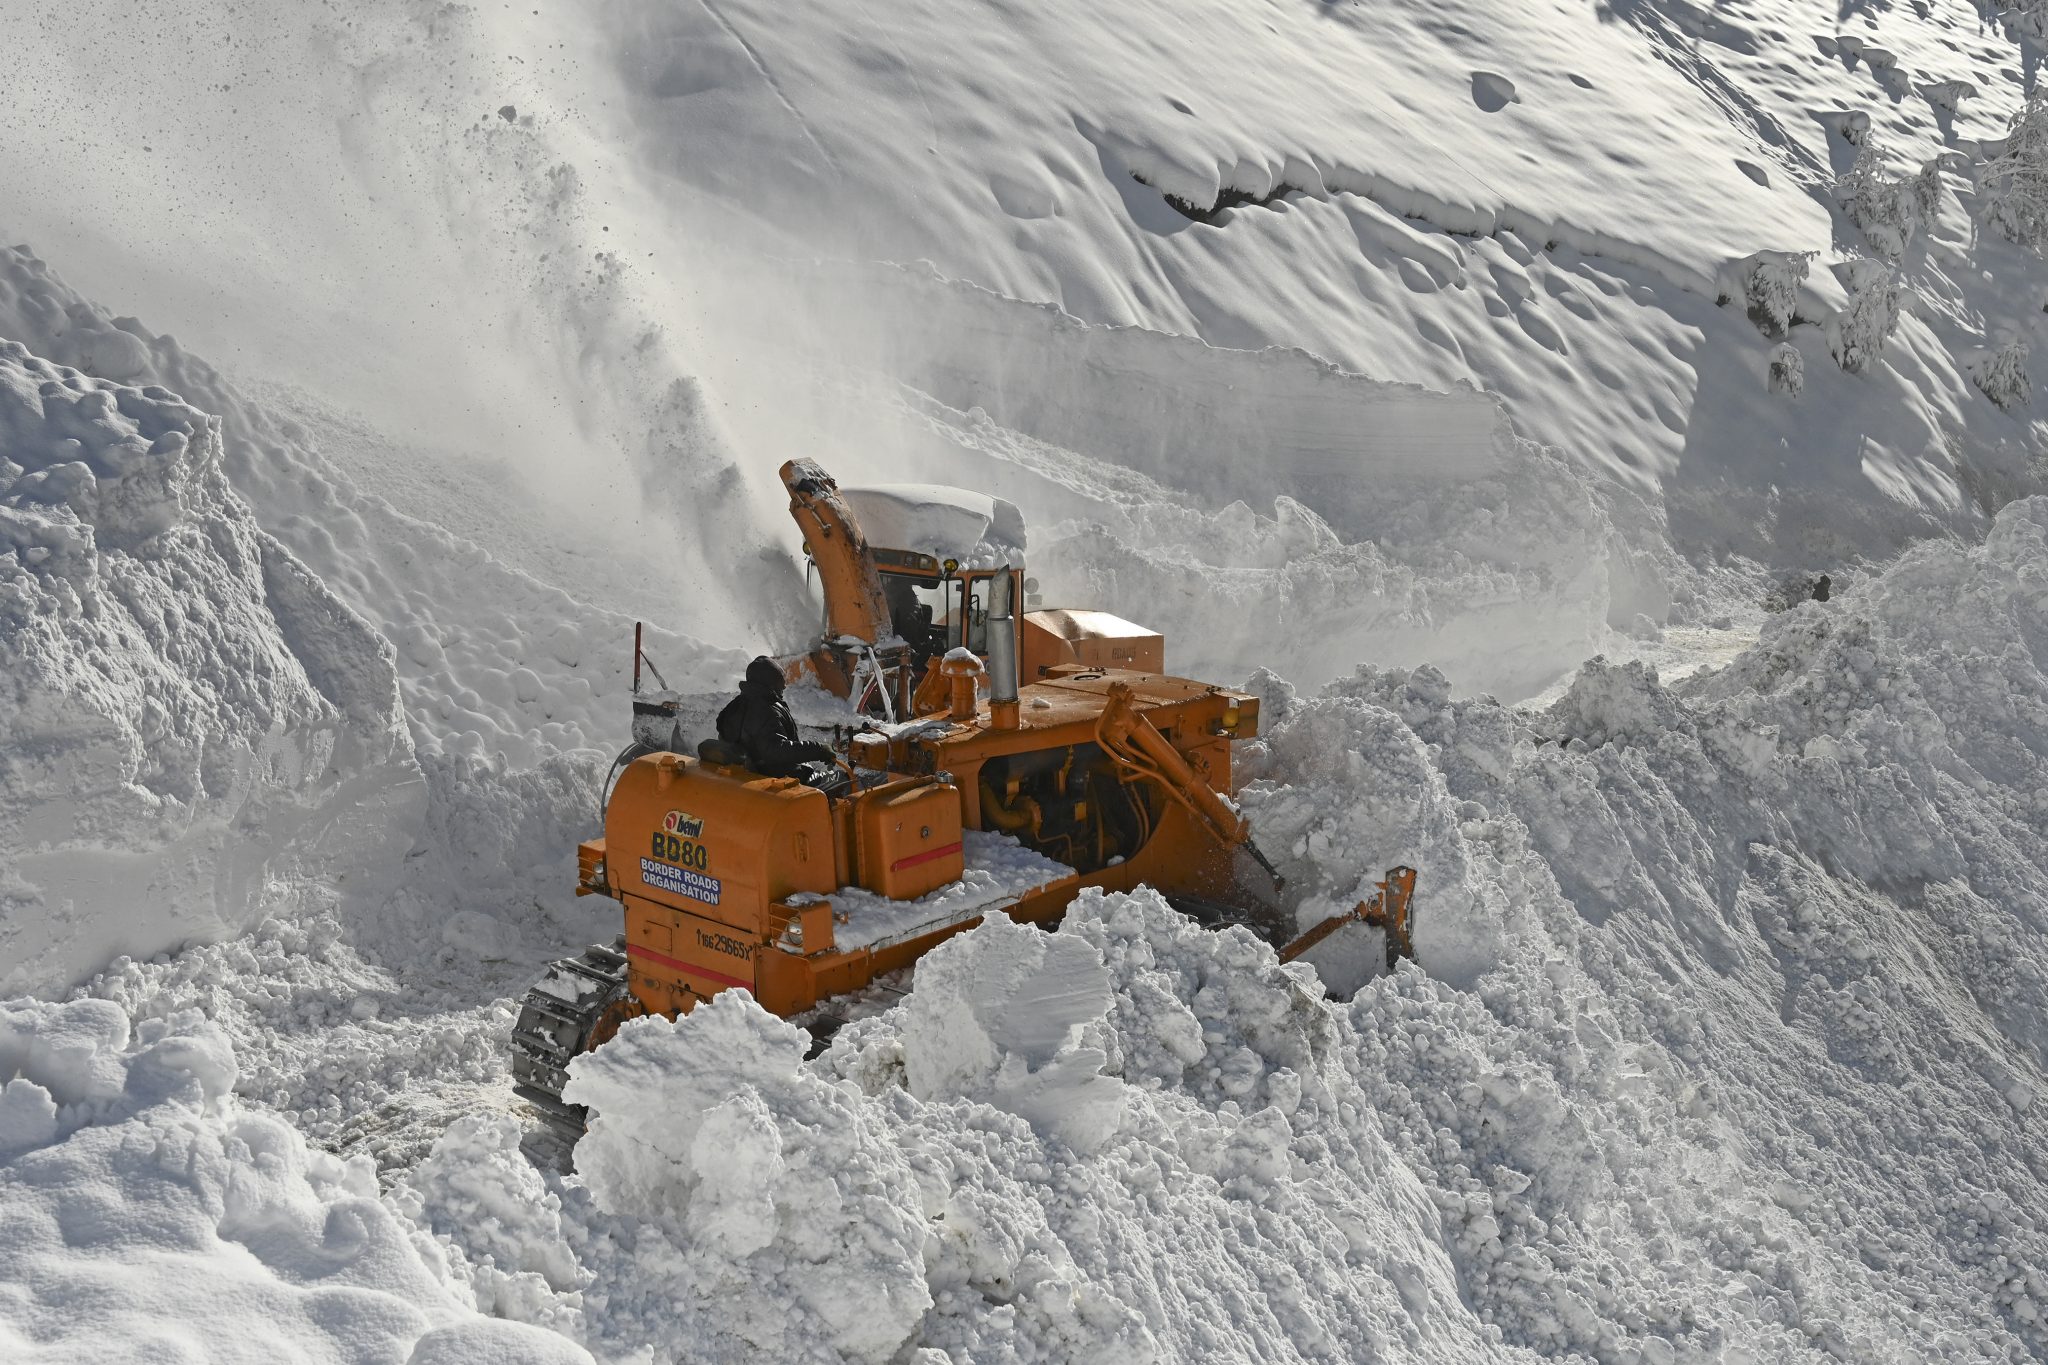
(0, 339, 418, 995)
(0, 997, 590, 1364)
(0, 244, 758, 972)
(0, 0, 786, 591)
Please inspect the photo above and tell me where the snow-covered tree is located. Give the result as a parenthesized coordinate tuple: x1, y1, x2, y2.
(1836, 136, 1940, 261)
(1733, 250, 1813, 336)
(1768, 342, 1805, 397)
(1828, 259, 1903, 375)
(1918, 78, 1978, 117)
(2005, 0, 2048, 41)
(1909, 157, 1945, 224)
(1979, 89, 2048, 252)
(1968, 337, 2031, 409)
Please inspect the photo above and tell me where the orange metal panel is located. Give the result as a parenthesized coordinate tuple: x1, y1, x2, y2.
(856, 781, 965, 899)
(623, 895, 762, 1013)
(575, 837, 608, 896)
(606, 754, 836, 935)
(1022, 609, 1165, 678)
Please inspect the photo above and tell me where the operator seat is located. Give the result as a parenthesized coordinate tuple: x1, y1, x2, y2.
(697, 737, 850, 799)
(696, 738, 750, 767)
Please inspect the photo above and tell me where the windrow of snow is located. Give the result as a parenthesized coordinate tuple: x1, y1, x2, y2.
(0, 995, 592, 1364)
(1238, 497, 2048, 1359)
(427, 899, 1506, 1365)
(0, 339, 417, 996)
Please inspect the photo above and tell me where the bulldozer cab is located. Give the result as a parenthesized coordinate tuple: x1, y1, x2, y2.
(805, 556, 1022, 718)
(786, 469, 1160, 716)
(866, 559, 1019, 657)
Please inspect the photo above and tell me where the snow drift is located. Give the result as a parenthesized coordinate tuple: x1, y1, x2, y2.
(0, 995, 592, 1364)
(0, 338, 417, 995)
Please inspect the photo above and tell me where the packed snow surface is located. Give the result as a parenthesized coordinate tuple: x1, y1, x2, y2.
(7, 0, 2048, 1359)
(827, 830, 1073, 954)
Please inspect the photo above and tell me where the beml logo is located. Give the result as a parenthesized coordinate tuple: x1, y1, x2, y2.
(663, 810, 705, 838)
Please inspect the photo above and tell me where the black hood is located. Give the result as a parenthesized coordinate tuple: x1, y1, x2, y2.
(744, 656, 786, 695)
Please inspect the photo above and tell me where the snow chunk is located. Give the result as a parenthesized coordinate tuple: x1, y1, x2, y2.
(0, 1078, 58, 1157)
(563, 993, 932, 1361)
(396, 1113, 584, 1324)
(0, 995, 570, 1361)
(900, 911, 1127, 1152)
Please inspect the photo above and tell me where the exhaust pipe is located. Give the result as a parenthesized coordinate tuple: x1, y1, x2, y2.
(988, 570, 1020, 731)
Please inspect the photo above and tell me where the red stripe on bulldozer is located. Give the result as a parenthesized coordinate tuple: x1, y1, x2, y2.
(626, 941, 752, 992)
(891, 841, 963, 872)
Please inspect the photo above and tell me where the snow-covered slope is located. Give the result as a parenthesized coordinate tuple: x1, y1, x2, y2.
(7, 0, 2043, 681)
(6, 0, 2048, 1360)
(563, 0, 2047, 567)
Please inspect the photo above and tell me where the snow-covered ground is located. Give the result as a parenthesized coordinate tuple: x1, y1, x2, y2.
(5, 0, 2048, 1358)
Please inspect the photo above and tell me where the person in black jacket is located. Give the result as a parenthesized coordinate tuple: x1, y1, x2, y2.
(717, 656, 837, 784)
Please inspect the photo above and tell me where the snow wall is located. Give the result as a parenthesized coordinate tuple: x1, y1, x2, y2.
(709, 262, 1625, 698)
(0, 336, 419, 996)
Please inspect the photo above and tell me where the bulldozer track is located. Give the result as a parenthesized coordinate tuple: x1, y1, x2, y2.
(510, 938, 629, 1141)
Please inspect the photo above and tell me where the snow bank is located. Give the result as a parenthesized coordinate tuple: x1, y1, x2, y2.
(818, 292, 1623, 697)
(471, 894, 1501, 1364)
(0, 996, 589, 1364)
(0, 338, 418, 994)
(1235, 498, 2048, 1359)
(562, 994, 935, 1361)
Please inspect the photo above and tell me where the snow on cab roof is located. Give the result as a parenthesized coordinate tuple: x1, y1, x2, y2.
(840, 482, 1027, 561)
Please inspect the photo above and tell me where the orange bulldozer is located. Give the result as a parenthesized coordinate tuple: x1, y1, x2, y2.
(511, 459, 1415, 1136)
